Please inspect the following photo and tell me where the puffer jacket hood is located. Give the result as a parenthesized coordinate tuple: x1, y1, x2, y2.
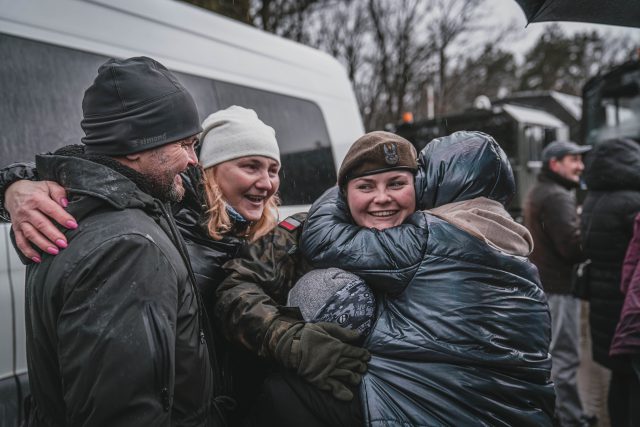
(584, 138, 640, 191)
(429, 197, 533, 256)
(415, 131, 516, 210)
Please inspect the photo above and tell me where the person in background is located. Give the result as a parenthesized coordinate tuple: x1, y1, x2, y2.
(609, 213, 640, 427)
(0, 104, 368, 425)
(581, 138, 640, 427)
(523, 140, 592, 427)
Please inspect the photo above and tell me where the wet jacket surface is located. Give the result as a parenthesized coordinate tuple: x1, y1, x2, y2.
(582, 138, 640, 370)
(0, 158, 247, 423)
(301, 132, 554, 426)
(215, 213, 310, 359)
(172, 167, 276, 422)
(173, 167, 245, 314)
(610, 213, 640, 357)
(524, 169, 584, 294)
(20, 153, 215, 427)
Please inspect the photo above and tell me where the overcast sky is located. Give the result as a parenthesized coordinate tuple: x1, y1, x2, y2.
(488, 0, 640, 58)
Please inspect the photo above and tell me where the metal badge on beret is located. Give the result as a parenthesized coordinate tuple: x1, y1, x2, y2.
(383, 143, 399, 165)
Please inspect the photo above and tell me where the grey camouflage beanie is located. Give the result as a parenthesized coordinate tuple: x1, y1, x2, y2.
(287, 268, 376, 338)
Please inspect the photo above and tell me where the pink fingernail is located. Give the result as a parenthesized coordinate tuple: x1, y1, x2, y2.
(31, 256, 41, 263)
(46, 246, 59, 255)
(55, 239, 68, 248)
(65, 220, 78, 229)
(60, 198, 69, 208)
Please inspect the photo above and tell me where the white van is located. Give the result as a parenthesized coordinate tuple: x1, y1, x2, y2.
(0, 0, 364, 424)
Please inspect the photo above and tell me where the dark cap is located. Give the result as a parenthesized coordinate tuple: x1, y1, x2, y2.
(541, 140, 592, 164)
(338, 131, 417, 187)
(81, 56, 202, 156)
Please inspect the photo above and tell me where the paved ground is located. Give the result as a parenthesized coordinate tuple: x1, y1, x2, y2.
(577, 301, 611, 427)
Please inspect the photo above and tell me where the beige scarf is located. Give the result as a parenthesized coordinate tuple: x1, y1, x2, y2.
(428, 197, 533, 257)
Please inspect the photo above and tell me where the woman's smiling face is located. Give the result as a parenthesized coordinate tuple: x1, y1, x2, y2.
(213, 155, 280, 221)
(346, 170, 416, 230)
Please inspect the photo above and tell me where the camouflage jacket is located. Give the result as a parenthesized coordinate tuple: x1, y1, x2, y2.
(214, 212, 312, 360)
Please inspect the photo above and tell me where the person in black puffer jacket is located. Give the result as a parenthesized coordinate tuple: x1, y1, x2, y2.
(581, 138, 640, 427)
(301, 130, 555, 426)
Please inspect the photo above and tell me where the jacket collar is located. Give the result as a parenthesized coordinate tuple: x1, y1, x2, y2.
(36, 153, 157, 212)
(538, 168, 578, 191)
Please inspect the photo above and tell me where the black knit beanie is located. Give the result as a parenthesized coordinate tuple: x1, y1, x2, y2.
(81, 57, 202, 156)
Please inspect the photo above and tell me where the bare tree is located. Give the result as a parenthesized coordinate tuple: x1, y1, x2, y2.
(442, 18, 520, 112)
(308, 0, 489, 129)
(363, 0, 435, 129)
(251, 0, 350, 43)
(180, 0, 499, 128)
(312, 1, 369, 83)
(179, 0, 252, 24)
(184, 0, 631, 131)
(180, 0, 350, 43)
(446, 44, 519, 112)
(425, 0, 491, 116)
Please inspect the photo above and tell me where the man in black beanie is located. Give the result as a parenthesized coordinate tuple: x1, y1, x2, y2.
(16, 57, 218, 426)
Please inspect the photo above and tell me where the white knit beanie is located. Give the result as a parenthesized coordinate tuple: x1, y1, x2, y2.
(199, 106, 280, 169)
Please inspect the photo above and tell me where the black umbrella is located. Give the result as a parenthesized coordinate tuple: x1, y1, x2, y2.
(514, 0, 640, 28)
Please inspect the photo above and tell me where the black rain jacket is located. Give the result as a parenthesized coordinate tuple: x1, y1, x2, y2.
(0, 155, 251, 425)
(19, 152, 216, 427)
(582, 138, 640, 370)
(173, 167, 271, 421)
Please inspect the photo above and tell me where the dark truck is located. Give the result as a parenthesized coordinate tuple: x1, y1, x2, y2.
(582, 59, 640, 145)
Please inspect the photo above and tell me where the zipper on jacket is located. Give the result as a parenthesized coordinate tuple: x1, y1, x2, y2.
(143, 303, 173, 412)
(157, 202, 223, 395)
(160, 387, 171, 412)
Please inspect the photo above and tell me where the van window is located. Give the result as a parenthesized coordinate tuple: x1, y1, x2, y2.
(0, 34, 105, 161)
(171, 72, 221, 121)
(0, 34, 336, 205)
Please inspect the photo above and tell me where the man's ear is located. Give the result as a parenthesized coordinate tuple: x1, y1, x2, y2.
(112, 152, 142, 171)
(548, 158, 560, 173)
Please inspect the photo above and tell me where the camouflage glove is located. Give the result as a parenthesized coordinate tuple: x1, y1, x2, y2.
(273, 321, 370, 401)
